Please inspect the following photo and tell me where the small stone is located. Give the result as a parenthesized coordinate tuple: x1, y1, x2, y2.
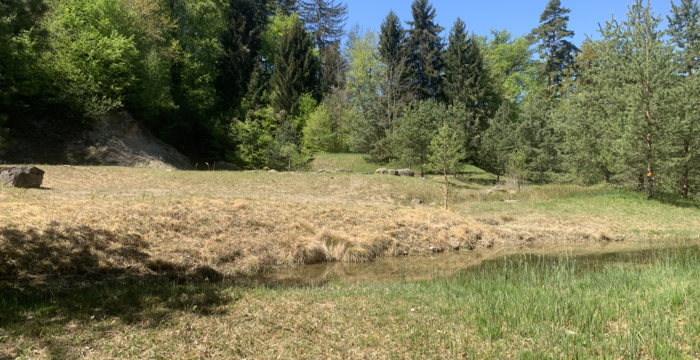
(411, 199, 423, 205)
(419, 177, 426, 180)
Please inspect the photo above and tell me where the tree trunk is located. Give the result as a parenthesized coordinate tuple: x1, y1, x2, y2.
(443, 169, 449, 210)
(646, 133, 654, 200)
(682, 139, 690, 198)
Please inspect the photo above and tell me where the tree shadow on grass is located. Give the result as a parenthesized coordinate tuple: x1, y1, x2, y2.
(0, 226, 241, 332)
(652, 192, 700, 210)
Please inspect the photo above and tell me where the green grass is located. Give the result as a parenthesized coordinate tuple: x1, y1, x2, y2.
(2, 244, 699, 358)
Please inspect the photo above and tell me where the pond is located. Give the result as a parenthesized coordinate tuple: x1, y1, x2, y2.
(261, 239, 699, 286)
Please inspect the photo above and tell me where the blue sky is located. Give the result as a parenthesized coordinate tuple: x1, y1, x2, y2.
(344, 0, 675, 45)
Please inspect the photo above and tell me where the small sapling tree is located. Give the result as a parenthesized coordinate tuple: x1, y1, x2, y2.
(429, 122, 466, 210)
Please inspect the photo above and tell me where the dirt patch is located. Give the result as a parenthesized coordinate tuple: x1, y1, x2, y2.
(4, 110, 192, 170)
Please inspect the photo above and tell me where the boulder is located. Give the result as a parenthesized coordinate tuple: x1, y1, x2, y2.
(375, 168, 387, 174)
(387, 169, 399, 176)
(268, 169, 278, 173)
(0, 166, 44, 188)
(398, 169, 415, 177)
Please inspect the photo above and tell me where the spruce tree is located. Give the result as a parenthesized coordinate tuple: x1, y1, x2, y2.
(269, 18, 320, 117)
(444, 18, 492, 129)
(405, 0, 444, 101)
(516, 94, 561, 183)
(297, 0, 348, 48)
(530, 0, 578, 99)
(478, 102, 518, 182)
(319, 39, 347, 94)
(667, 0, 700, 197)
(378, 11, 410, 132)
(217, 0, 271, 112)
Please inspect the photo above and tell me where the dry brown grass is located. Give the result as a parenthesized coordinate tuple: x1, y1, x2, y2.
(0, 166, 683, 289)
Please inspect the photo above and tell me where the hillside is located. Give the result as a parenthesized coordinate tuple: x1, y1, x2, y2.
(3, 111, 193, 170)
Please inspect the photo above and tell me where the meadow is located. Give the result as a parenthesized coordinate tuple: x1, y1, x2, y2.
(1, 154, 700, 358)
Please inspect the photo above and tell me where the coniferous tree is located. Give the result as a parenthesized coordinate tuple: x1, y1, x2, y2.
(478, 103, 519, 182)
(391, 100, 443, 176)
(516, 94, 561, 183)
(269, 18, 320, 116)
(667, 0, 700, 197)
(530, 0, 578, 99)
(319, 39, 347, 94)
(585, 0, 679, 198)
(217, 0, 271, 112)
(378, 11, 410, 133)
(277, 0, 298, 15)
(444, 18, 492, 130)
(405, 0, 444, 101)
(297, 0, 348, 48)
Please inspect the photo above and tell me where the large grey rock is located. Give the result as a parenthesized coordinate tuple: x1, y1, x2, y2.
(375, 168, 387, 174)
(0, 166, 44, 188)
(398, 169, 415, 177)
(387, 169, 399, 176)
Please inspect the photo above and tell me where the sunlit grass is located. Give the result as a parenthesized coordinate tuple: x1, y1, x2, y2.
(2, 245, 698, 358)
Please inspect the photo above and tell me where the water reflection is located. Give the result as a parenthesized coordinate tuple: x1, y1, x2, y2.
(261, 239, 698, 287)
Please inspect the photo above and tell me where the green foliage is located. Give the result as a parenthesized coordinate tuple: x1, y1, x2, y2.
(583, 0, 680, 198)
(478, 102, 518, 179)
(42, 0, 141, 118)
(269, 17, 320, 116)
(391, 100, 443, 176)
(260, 9, 299, 70)
(266, 121, 305, 170)
(483, 30, 540, 105)
(302, 104, 345, 153)
(0, 0, 47, 108)
(297, 0, 348, 48)
(292, 93, 318, 131)
(429, 122, 465, 175)
(667, 0, 700, 197)
(516, 95, 561, 183)
(529, 0, 578, 99)
(444, 18, 495, 131)
(217, 0, 272, 111)
(405, 0, 444, 101)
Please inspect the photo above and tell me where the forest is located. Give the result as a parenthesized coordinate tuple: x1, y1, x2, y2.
(1, 0, 700, 199)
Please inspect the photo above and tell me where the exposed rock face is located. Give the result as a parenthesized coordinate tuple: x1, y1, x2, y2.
(0, 166, 44, 188)
(398, 169, 415, 177)
(4, 110, 193, 170)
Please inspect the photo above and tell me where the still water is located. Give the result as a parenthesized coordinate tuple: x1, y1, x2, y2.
(261, 239, 698, 286)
